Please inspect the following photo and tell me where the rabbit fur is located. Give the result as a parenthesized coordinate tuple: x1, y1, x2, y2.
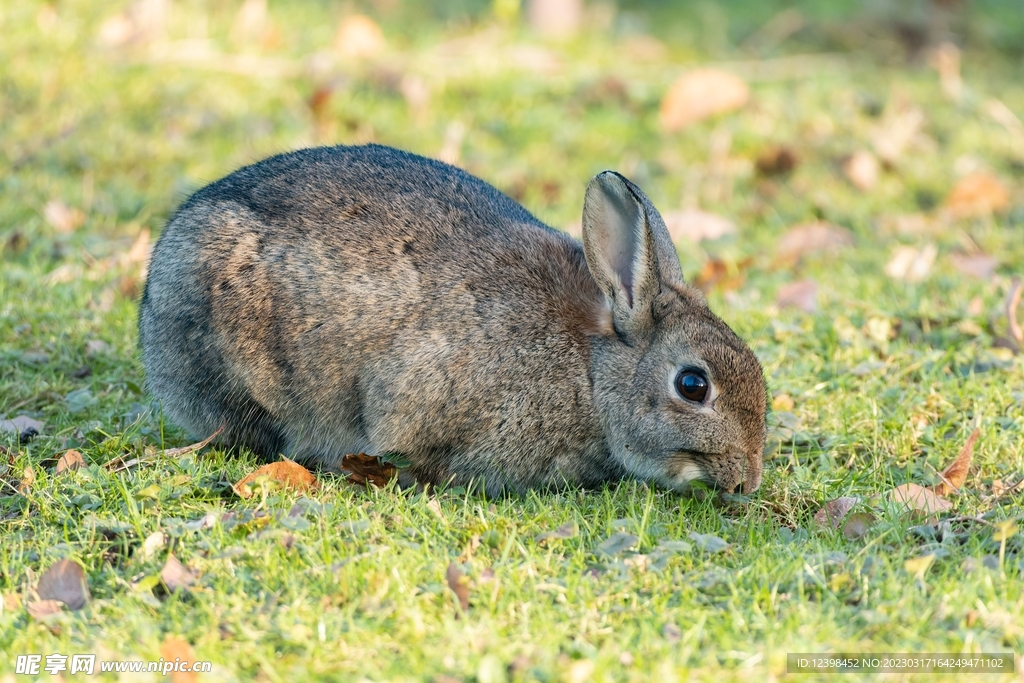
(139, 144, 767, 496)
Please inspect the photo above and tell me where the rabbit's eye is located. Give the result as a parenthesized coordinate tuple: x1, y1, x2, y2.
(674, 371, 708, 403)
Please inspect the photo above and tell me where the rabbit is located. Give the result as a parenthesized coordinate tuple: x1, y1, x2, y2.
(139, 144, 767, 496)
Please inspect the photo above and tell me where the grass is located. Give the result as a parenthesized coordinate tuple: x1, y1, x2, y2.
(2, 0, 1024, 680)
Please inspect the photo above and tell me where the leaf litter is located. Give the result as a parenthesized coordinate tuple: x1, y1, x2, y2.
(233, 460, 318, 499)
(34, 558, 90, 611)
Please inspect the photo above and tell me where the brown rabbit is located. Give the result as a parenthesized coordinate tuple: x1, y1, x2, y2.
(139, 144, 767, 495)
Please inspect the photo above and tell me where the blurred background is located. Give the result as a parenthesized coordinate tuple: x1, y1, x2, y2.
(1, 0, 1023, 354)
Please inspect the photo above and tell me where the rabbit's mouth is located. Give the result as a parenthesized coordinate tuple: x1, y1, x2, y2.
(664, 451, 757, 494)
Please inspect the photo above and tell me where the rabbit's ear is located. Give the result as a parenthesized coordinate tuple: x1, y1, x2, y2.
(582, 171, 682, 335)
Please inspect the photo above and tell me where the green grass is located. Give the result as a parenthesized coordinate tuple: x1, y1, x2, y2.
(2, 1, 1024, 680)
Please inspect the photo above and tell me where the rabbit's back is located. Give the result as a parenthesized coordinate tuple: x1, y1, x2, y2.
(140, 145, 622, 491)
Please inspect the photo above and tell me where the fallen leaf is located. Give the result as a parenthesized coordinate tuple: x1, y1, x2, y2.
(930, 42, 962, 101)
(662, 209, 736, 243)
(17, 466, 35, 495)
(945, 172, 1010, 218)
(160, 424, 224, 457)
(775, 222, 853, 263)
(596, 532, 638, 557)
(27, 599, 63, 619)
(160, 637, 198, 683)
(931, 428, 979, 496)
(692, 256, 752, 294)
(36, 558, 90, 610)
(55, 449, 85, 475)
(885, 244, 937, 283)
(445, 562, 470, 613)
(140, 531, 166, 560)
(904, 553, 936, 579)
(536, 521, 578, 542)
(339, 453, 397, 488)
(334, 14, 385, 58)
(889, 483, 953, 515)
(755, 146, 799, 176)
(843, 150, 879, 191)
(687, 532, 730, 553)
(659, 69, 749, 132)
(43, 199, 84, 234)
(950, 253, 998, 280)
(842, 512, 875, 540)
(232, 459, 318, 499)
(527, 0, 582, 39)
(872, 106, 924, 165)
(1006, 277, 1023, 347)
(161, 554, 197, 593)
(776, 279, 818, 313)
(813, 496, 859, 529)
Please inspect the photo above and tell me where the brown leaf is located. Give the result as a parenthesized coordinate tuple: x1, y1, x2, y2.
(950, 252, 998, 280)
(339, 453, 397, 488)
(36, 558, 90, 610)
(889, 483, 953, 515)
(813, 496, 858, 529)
(662, 209, 736, 244)
(446, 562, 470, 614)
(27, 599, 64, 619)
(692, 256, 752, 294)
(931, 428, 979, 496)
(334, 14, 385, 58)
(776, 279, 818, 313)
(161, 424, 224, 457)
(161, 554, 197, 593)
(775, 222, 853, 264)
(536, 521, 578, 542)
(755, 146, 799, 177)
(1007, 277, 1023, 347)
(17, 466, 35, 495)
(843, 150, 879, 191)
(232, 460, 318, 499)
(945, 172, 1010, 218)
(160, 637, 198, 683)
(659, 69, 749, 132)
(55, 449, 85, 475)
(527, 0, 582, 39)
(43, 199, 85, 234)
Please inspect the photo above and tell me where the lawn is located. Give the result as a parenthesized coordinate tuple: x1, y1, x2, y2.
(1, 0, 1023, 681)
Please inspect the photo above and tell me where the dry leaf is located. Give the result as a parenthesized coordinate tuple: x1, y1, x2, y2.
(27, 599, 64, 619)
(161, 554, 197, 593)
(775, 221, 853, 263)
(232, 460, 318, 499)
(945, 172, 1010, 218)
(17, 466, 35, 495)
(872, 107, 924, 165)
(931, 428, 979, 496)
(842, 512, 875, 540)
(755, 146, 798, 176)
(160, 424, 224, 457)
(659, 69, 749, 132)
(55, 449, 85, 475)
(772, 393, 794, 411)
(662, 209, 736, 243)
(160, 637, 198, 683)
(813, 496, 858, 529)
(1007, 277, 1023, 347)
(446, 562, 470, 614)
(43, 199, 85, 234)
(930, 42, 962, 101)
(334, 14, 385, 58)
(536, 521, 578, 543)
(36, 558, 90, 610)
(141, 531, 166, 560)
(692, 256, 751, 294)
(950, 253, 998, 280)
(776, 279, 818, 313)
(527, 0, 582, 39)
(843, 150, 879, 191)
(890, 483, 953, 515)
(885, 244, 936, 283)
(339, 453, 397, 488)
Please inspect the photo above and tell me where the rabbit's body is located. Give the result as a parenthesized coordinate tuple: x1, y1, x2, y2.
(140, 144, 766, 495)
